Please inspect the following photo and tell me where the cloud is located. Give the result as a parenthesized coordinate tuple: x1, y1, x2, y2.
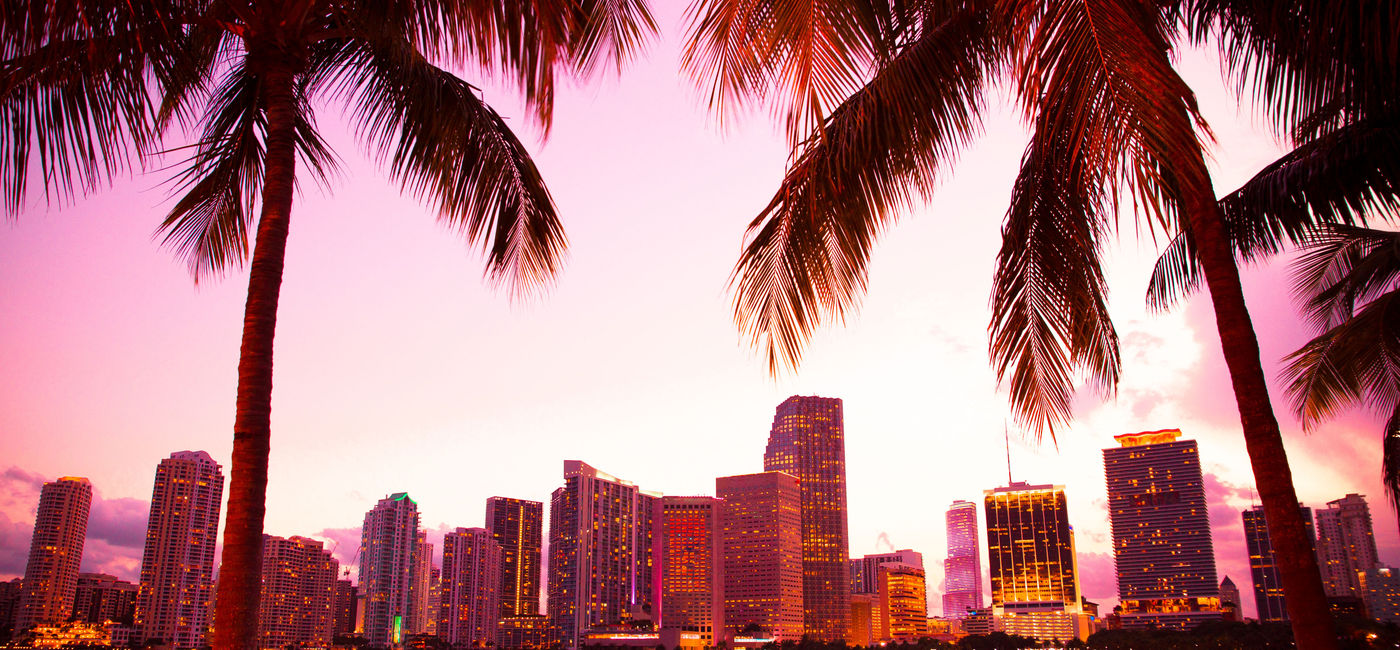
(87, 497, 149, 549)
(1077, 551, 1116, 605)
(0, 510, 33, 577)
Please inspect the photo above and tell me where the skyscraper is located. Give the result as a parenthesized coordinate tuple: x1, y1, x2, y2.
(716, 472, 803, 642)
(546, 461, 658, 649)
(257, 535, 338, 649)
(849, 550, 923, 595)
(136, 451, 224, 649)
(359, 493, 421, 647)
(1103, 429, 1220, 630)
(1243, 504, 1316, 622)
(656, 497, 724, 646)
(984, 482, 1089, 643)
(876, 563, 927, 642)
(486, 497, 544, 617)
(1316, 493, 1380, 598)
(16, 477, 92, 632)
(763, 395, 851, 642)
(408, 531, 434, 634)
(333, 580, 358, 637)
(440, 527, 502, 647)
(943, 500, 982, 619)
(1218, 576, 1242, 623)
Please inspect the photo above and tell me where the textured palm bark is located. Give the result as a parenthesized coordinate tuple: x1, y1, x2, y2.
(212, 66, 298, 650)
(1172, 120, 1338, 649)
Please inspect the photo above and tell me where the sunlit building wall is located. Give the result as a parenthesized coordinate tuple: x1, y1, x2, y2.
(984, 482, 1088, 642)
(877, 563, 927, 642)
(850, 550, 923, 595)
(1243, 503, 1315, 623)
(441, 527, 502, 646)
(656, 497, 724, 646)
(17, 477, 91, 632)
(546, 461, 659, 649)
(1104, 429, 1221, 630)
(763, 395, 851, 642)
(358, 492, 420, 647)
(943, 500, 983, 619)
(257, 535, 338, 650)
(1316, 493, 1380, 598)
(135, 451, 223, 649)
(716, 472, 803, 642)
(487, 497, 544, 618)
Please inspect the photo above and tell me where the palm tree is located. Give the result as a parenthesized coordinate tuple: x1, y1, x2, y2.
(1, 1, 655, 648)
(683, 0, 1341, 646)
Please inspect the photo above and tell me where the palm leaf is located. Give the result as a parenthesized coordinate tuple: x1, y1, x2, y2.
(1281, 290, 1400, 428)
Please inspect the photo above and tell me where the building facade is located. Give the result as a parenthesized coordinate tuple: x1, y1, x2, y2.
(72, 574, 138, 625)
(486, 497, 544, 618)
(1103, 430, 1221, 630)
(876, 563, 927, 642)
(984, 482, 1089, 643)
(546, 461, 658, 649)
(1218, 577, 1241, 623)
(135, 452, 224, 649)
(1243, 504, 1316, 623)
(16, 477, 92, 632)
(849, 550, 924, 595)
(333, 580, 357, 637)
(656, 497, 724, 646)
(763, 395, 851, 642)
(359, 493, 421, 647)
(441, 527, 502, 646)
(1316, 493, 1380, 599)
(716, 472, 803, 642)
(943, 500, 983, 619)
(1359, 568, 1400, 624)
(257, 535, 338, 649)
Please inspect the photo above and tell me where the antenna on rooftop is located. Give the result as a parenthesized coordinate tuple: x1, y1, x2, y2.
(1004, 421, 1013, 485)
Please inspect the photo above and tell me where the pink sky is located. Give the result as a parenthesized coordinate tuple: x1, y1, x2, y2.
(0, 5, 1392, 621)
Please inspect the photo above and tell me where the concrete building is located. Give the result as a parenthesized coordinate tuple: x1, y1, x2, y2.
(1103, 429, 1221, 630)
(135, 452, 224, 649)
(257, 535, 338, 649)
(72, 574, 137, 625)
(359, 493, 421, 647)
(408, 531, 435, 635)
(1359, 567, 1400, 624)
(1243, 504, 1316, 623)
(847, 594, 876, 647)
(441, 527, 502, 647)
(496, 615, 551, 649)
(1218, 577, 1241, 623)
(985, 482, 1090, 643)
(763, 395, 851, 642)
(943, 500, 983, 619)
(877, 563, 927, 642)
(546, 461, 659, 649)
(656, 497, 724, 647)
(716, 472, 803, 642)
(1316, 494, 1380, 598)
(16, 477, 91, 632)
(850, 550, 924, 595)
(486, 497, 544, 618)
(333, 580, 357, 637)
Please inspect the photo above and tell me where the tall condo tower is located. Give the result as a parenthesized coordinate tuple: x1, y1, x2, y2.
(16, 477, 92, 631)
(715, 472, 803, 642)
(136, 451, 224, 649)
(440, 527, 502, 647)
(849, 550, 924, 595)
(359, 493, 421, 647)
(1243, 504, 1315, 622)
(763, 395, 851, 642)
(257, 535, 338, 649)
(984, 482, 1089, 643)
(546, 461, 659, 649)
(1316, 493, 1380, 598)
(942, 500, 983, 619)
(656, 497, 725, 646)
(486, 497, 544, 617)
(409, 531, 435, 634)
(1103, 429, 1220, 630)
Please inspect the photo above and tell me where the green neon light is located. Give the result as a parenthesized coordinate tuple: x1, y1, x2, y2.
(393, 615, 403, 644)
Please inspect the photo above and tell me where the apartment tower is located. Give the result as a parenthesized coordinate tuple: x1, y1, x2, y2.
(716, 472, 803, 642)
(72, 574, 138, 625)
(16, 477, 92, 631)
(984, 482, 1089, 642)
(1316, 493, 1380, 598)
(136, 451, 224, 649)
(359, 493, 421, 647)
(943, 500, 983, 618)
(257, 535, 338, 649)
(440, 527, 502, 646)
(486, 497, 544, 617)
(763, 395, 852, 642)
(655, 497, 725, 645)
(1243, 504, 1316, 622)
(876, 563, 927, 642)
(1103, 429, 1220, 630)
(849, 550, 924, 595)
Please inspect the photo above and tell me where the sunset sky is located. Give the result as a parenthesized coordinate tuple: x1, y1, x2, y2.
(0, 5, 1392, 622)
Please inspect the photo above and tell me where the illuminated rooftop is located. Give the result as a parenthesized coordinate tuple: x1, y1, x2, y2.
(1113, 428, 1184, 447)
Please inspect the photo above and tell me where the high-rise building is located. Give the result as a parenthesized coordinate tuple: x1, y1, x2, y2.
(441, 527, 502, 646)
(1359, 567, 1400, 624)
(408, 531, 435, 635)
(716, 472, 803, 642)
(943, 500, 983, 619)
(72, 574, 138, 625)
(136, 451, 224, 649)
(847, 594, 876, 647)
(1103, 429, 1220, 630)
(1316, 493, 1380, 598)
(257, 535, 338, 650)
(876, 563, 927, 642)
(333, 580, 357, 638)
(359, 493, 421, 647)
(1218, 576, 1241, 623)
(849, 550, 924, 595)
(656, 497, 724, 646)
(1242, 504, 1316, 623)
(984, 482, 1089, 643)
(546, 461, 659, 649)
(0, 578, 25, 640)
(486, 497, 544, 618)
(763, 395, 851, 642)
(16, 477, 91, 632)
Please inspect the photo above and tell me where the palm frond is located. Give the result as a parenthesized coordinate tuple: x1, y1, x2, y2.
(569, 0, 658, 76)
(1281, 290, 1400, 429)
(1292, 225, 1400, 331)
(333, 35, 565, 296)
(728, 2, 1000, 373)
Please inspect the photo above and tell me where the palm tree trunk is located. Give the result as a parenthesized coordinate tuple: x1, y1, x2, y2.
(1174, 124, 1338, 648)
(213, 65, 299, 650)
